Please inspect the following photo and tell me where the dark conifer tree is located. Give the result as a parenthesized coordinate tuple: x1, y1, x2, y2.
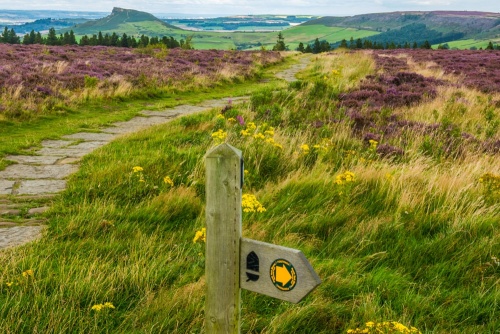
(121, 33, 129, 47)
(46, 28, 59, 45)
(313, 38, 321, 53)
(272, 32, 286, 51)
(79, 35, 90, 46)
(35, 32, 43, 44)
(110, 32, 119, 46)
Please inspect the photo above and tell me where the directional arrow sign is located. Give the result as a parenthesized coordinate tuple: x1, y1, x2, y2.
(240, 238, 321, 303)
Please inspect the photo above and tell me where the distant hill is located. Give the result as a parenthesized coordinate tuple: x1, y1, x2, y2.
(58, 9, 499, 50)
(66, 7, 183, 36)
(3, 18, 89, 34)
(304, 11, 500, 44)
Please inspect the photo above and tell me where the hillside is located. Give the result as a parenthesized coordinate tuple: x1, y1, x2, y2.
(3, 18, 89, 34)
(61, 7, 375, 50)
(62, 9, 500, 50)
(67, 7, 183, 36)
(305, 11, 500, 46)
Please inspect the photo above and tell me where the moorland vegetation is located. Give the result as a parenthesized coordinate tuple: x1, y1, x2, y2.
(0, 46, 499, 333)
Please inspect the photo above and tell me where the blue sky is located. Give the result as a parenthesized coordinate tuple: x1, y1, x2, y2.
(0, 0, 498, 16)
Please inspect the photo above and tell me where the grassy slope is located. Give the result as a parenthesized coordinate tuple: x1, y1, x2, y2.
(435, 38, 500, 49)
(71, 24, 379, 50)
(66, 8, 499, 50)
(67, 8, 379, 50)
(273, 25, 379, 50)
(0, 52, 499, 333)
(304, 12, 500, 49)
(0, 54, 296, 168)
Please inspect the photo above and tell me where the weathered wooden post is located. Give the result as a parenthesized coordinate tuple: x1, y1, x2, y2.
(205, 143, 243, 334)
(205, 143, 321, 333)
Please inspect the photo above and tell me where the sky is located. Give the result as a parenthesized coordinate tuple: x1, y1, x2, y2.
(0, 0, 498, 16)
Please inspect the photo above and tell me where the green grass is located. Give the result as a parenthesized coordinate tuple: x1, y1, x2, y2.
(73, 23, 379, 51)
(0, 53, 298, 169)
(1, 51, 499, 333)
(433, 38, 500, 49)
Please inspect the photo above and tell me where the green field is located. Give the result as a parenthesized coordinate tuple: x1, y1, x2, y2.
(434, 38, 500, 49)
(71, 14, 380, 51)
(63, 8, 500, 50)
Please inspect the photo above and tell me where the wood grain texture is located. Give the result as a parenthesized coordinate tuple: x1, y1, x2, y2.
(240, 238, 321, 303)
(205, 143, 243, 334)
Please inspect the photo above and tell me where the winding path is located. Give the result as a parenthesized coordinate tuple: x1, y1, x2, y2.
(0, 54, 311, 250)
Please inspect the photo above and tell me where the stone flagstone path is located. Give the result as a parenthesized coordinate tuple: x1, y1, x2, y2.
(0, 55, 311, 250)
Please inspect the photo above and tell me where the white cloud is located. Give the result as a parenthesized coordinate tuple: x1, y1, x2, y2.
(0, 0, 497, 15)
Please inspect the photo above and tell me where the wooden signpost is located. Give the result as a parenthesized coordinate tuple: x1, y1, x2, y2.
(205, 143, 321, 334)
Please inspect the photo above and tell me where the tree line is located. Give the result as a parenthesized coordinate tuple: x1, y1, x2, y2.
(0, 27, 192, 49)
(295, 37, 500, 53)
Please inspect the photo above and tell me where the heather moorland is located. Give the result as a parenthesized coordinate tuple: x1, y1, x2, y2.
(0, 46, 499, 333)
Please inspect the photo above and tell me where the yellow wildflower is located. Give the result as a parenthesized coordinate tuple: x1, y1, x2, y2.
(369, 139, 378, 150)
(22, 269, 34, 278)
(193, 227, 207, 243)
(240, 129, 250, 137)
(264, 128, 275, 137)
(242, 194, 266, 213)
(6, 282, 13, 287)
(335, 171, 355, 185)
(163, 176, 174, 186)
(253, 133, 266, 140)
(103, 302, 115, 309)
(92, 302, 115, 311)
(247, 122, 257, 132)
(91, 304, 104, 311)
(300, 144, 310, 154)
(132, 166, 143, 173)
(216, 114, 225, 120)
(347, 320, 422, 334)
(211, 129, 227, 141)
(227, 117, 236, 122)
(274, 143, 283, 149)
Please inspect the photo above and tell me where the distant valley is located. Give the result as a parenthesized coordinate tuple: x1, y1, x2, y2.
(1, 7, 499, 50)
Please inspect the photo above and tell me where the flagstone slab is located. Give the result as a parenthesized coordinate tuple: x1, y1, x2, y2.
(197, 99, 232, 108)
(41, 140, 74, 148)
(102, 116, 174, 134)
(68, 141, 108, 151)
(56, 157, 81, 165)
(0, 225, 46, 249)
(0, 180, 15, 195)
(0, 164, 77, 180)
(140, 110, 182, 118)
(63, 132, 117, 142)
(169, 105, 207, 114)
(36, 147, 93, 157)
(16, 180, 67, 195)
(5, 155, 60, 165)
